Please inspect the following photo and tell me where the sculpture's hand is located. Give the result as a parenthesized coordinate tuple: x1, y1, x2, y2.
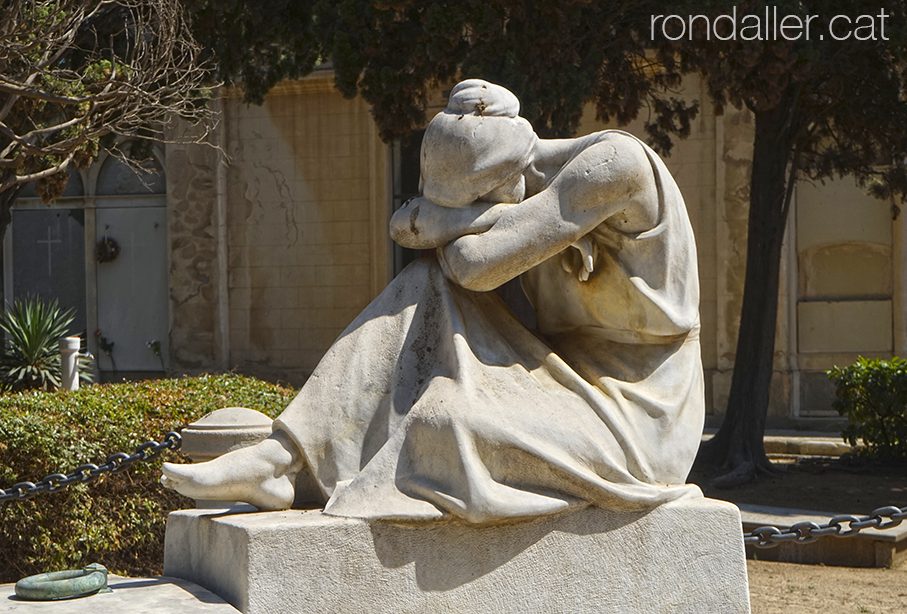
(390, 196, 513, 250)
(562, 236, 596, 281)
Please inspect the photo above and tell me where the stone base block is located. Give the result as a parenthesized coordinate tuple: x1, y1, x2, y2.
(164, 497, 750, 614)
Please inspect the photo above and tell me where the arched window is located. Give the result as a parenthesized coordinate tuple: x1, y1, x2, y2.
(4, 143, 170, 377)
(96, 154, 166, 196)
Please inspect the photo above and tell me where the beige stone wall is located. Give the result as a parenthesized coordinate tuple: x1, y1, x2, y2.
(796, 177, 893, 356)
(166, 122, 222, 370)
(162, 73, 902, 421)
(708, 111, 900, 420)
(793, 175, 897, 415)
(223, 74, 388, 384)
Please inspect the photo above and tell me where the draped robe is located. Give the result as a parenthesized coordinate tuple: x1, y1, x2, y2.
(274, 133, 704, 523)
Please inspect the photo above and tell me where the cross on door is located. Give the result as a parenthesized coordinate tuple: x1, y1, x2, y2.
(36, 226, 62, 276)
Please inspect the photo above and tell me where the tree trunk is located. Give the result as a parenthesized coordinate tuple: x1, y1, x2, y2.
(698, 94, 800, 487)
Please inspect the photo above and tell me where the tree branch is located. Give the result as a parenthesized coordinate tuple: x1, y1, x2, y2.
(0, 0, 216, 201)
(0, 151, 76, 193)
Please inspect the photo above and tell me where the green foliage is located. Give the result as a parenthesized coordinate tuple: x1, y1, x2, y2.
(0, 295, 93, 391)
(185, 0, 320, 108)
(1, 0, 213, 219)
(661, 0, 907, 199)
(828, 357, 907, 463)
(186, 0, 697, 145)
(0, 373, 297, 582)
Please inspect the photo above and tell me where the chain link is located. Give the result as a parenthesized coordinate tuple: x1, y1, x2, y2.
(744, 505, 907, 548)
(0, 432, 181, 504)
(1, 430, 902, 551)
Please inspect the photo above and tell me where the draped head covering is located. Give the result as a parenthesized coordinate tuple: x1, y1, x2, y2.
(420, 79, 537, 208)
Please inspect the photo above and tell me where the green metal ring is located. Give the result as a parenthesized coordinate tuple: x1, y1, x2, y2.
(15, 563, 109, 601)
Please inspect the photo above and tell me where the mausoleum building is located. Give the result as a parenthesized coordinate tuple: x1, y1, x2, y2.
(6, 68, 904, 425)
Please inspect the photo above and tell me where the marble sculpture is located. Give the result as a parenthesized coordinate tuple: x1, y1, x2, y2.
(162, 79, 705, 523)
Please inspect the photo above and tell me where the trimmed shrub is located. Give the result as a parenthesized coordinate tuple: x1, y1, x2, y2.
(828, 357, 907, 463)
(0, 373, 296, 582)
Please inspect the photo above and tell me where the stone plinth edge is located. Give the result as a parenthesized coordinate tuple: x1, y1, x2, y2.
(164, 497, 751, 614)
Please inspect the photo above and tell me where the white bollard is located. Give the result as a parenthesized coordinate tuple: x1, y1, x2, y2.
(59, 336, 81, 391)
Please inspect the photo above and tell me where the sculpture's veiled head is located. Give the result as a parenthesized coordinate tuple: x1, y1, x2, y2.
(420, 80, 537, 208)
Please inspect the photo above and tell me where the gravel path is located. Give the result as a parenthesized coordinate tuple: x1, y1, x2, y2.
(748, 560, 907, 614)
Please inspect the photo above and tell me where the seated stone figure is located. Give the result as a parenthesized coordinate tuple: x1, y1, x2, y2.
(162, 79, 704, 523)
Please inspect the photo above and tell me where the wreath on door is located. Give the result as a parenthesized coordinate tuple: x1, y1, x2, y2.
(96, 237, 120, 263)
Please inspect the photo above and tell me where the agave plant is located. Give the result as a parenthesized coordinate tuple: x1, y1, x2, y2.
(0, 295, 94, 391)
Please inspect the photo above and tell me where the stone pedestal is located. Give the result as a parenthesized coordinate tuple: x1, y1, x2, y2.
(164, 497, 750, 614)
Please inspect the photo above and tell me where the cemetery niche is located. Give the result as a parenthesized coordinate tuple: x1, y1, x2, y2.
(6, 148, 170, 376)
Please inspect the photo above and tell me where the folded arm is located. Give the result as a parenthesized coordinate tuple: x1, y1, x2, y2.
(389, 196, 514, 250)
(439, 134, 658, 291)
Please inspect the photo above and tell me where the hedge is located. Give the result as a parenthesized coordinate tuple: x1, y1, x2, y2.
(828, 356, 907, 463)
(0, 373, 297, 583)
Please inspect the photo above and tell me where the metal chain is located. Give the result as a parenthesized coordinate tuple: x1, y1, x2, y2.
(744, 505, 907, 548)
(0, 432, 181, 504)
(0, 430, 902, 551)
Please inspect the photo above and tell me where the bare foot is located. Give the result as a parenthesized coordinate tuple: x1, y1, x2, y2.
(161, 431, 303, 511)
